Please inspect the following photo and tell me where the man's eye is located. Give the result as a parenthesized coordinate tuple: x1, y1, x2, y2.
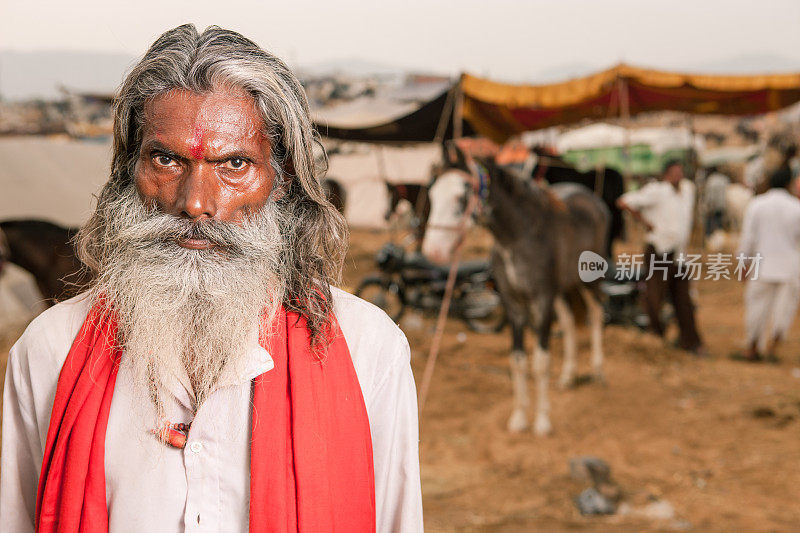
(224, 158, 248, 170)
(154, 155, 175, 166)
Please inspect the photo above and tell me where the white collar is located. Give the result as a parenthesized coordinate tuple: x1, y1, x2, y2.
(160, 322, 275, 409)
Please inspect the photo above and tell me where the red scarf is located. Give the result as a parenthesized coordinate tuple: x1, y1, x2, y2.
(35, 302, 376, 532)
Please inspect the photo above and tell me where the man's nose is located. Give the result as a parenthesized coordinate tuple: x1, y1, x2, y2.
(175, 164, 217, 220)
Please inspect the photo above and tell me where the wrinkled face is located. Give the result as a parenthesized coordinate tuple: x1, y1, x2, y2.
(135, 88, 277, 250)
(421, 170, 473, 264)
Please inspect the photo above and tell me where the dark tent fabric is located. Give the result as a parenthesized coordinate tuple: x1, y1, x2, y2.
(314, 89, 474, 143)
(462, 64, 800, 143)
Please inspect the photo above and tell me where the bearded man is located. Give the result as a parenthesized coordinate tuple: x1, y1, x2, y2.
(0, 25, 422, 532)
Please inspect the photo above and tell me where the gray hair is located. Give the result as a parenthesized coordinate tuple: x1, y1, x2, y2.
(77, 24, 348, 347)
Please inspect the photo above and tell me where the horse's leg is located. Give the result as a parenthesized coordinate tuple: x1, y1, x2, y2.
(507, 320, 529, 432)
(531, 296, 555, 436)
(554, 295, 577, 389)
(581, 286, 606, 383)
(491, 248, 532, 433)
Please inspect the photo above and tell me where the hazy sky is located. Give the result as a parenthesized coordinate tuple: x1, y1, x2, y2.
(3, 0, 800, 81)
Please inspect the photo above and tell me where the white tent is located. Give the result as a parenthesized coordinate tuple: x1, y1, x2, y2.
(0, 136, 110, 227)
(556, 123, 705, 154)
(556, 124, 627, 153)
(313, 98, 418, 129)
(325, 143, 441, 228)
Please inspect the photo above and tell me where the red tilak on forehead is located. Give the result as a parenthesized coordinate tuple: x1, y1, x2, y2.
(189, 123, 205, 160)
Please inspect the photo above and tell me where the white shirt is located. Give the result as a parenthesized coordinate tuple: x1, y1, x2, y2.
(738, 188, 800, 282)
(621, 179, 696, 254)
(0, 288, 423, 533)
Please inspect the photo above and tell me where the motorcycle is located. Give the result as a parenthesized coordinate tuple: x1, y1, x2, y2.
(356, 243, 506, 333)
(601, 264, 674, 330)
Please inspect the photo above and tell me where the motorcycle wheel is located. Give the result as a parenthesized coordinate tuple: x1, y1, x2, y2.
(461, 286, 506, 333)
(356, 279, 405, 322)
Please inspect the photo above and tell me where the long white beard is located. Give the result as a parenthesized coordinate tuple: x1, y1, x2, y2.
(92, 185, 287, 413)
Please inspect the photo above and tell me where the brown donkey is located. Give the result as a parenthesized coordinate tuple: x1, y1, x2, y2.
(422, 140, 610, 435)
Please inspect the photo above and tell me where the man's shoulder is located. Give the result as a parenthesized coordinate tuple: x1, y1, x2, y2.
(782, 192, 800, 219)
(754, 189, 800, 209)
(779, 190, 800, 209)
(633, 180, 661, 193)
(621, 181, 660, 205)
(331, 286, 407, 351)
(10, 292, 92, 375)
(640, 180, 671, 198)
(331, 286, 411, 398)
(19, 292, 92, 345)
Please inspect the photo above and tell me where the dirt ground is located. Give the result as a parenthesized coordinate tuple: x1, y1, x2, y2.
(2, 228, 799, 532)
(343, 229, 800, 532)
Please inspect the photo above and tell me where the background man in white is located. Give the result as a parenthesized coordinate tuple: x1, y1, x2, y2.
(618, 160, 705, 354)
(735, 167, 800, 362)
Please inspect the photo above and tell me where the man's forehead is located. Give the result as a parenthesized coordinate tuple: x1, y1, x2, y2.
(141, 87, 265, 133)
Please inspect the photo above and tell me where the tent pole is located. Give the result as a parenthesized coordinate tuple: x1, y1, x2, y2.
(453, 80, 464, 139)
(619, 76, 631, 181)
(433, 83, 456, 144)
(685, 113, 697, 176)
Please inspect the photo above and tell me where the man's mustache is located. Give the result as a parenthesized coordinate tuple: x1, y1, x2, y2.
(115, 211, 257, 255)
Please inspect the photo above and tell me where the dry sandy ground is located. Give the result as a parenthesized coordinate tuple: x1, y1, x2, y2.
(344, 229, 800, 532)
(2, 228, 799, 532)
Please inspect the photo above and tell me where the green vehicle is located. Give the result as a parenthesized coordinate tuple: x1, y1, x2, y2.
(557, 124, 697, 177)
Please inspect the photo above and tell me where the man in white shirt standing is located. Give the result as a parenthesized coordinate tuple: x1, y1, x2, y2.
(1, 25, 422, 532)
(735, 167, 800, 362)
(617, 160, 705, 354)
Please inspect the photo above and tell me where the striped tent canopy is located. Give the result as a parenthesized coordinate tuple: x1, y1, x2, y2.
(461, 64, 800, 143)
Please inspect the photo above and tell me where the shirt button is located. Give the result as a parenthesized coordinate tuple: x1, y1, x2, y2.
(189, 441, 203, 453)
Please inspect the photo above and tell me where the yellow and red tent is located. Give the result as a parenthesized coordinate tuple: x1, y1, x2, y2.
(461, 63, 800, 143)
